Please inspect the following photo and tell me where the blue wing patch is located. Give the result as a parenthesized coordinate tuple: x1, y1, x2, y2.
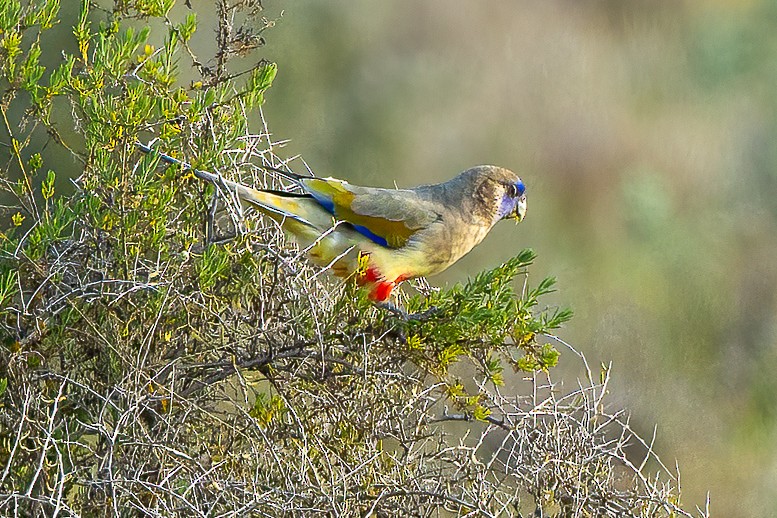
(309, 191, 336, 215)
(350, 223, 389, 248)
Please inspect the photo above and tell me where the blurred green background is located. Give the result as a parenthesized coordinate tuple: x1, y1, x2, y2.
(252, 1, 777, 515)
(27, 0, 777, 515)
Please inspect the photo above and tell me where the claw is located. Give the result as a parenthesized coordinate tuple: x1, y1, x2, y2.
(376, 301, 440, 322)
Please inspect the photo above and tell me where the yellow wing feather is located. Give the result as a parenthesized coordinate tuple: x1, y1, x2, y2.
(301, 178, 439, 248)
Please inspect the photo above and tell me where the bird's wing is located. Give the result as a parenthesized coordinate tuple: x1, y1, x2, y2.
(299, 177, 441, 249)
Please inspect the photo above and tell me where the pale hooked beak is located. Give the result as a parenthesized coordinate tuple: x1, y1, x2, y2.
(513, 195, 527, 223)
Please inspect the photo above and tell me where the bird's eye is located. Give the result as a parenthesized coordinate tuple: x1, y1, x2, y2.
(507, 181, 525, 198)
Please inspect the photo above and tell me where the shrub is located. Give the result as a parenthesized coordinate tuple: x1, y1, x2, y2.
(0, 2, 706, 516)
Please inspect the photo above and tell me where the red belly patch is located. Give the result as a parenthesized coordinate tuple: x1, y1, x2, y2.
(360, 267, 382, 284)
(357, 267, 409, 302)
(370, 281, 395, 302)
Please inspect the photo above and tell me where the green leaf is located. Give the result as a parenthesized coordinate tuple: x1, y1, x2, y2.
(1, 29, 23, 77)
(28, 153, 43, 170)
(177, 13, 197, 42)
(543, 307, 574, 330)
(539, 344, 560, 370)
(0, 269, 19, 308)
(197, 245, 232, 290)
(515, 355, 539, 373)
(0, 0, 21, 32)
(472, 404, 491, 422)
(135, 0, 175, 17)
(38, 0, 61, 30)
(47, 54, 74, 93)
(242, 62, 277, 108)
(74, 0, 90, 61)
(41, 170, 55, 200)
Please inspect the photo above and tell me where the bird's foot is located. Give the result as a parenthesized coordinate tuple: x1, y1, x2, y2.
(376, 301, 440, 322)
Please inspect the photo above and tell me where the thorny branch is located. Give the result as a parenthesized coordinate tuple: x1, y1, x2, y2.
(0, 2, 708, 515)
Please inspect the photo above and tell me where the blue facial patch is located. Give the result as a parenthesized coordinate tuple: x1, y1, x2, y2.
(515, 180, 525, 197)
(498, 195, 516, 220)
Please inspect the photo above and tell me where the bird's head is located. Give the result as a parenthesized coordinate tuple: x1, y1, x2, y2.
(500, 177, 527, 223)
(462, 166, 527, 225)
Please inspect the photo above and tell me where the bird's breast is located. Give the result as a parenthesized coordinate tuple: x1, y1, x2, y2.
(419, 221, 493, 274)
(363, 220, 493, 281)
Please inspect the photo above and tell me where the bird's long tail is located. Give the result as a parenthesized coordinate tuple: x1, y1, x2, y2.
(135, 142, 325, 229)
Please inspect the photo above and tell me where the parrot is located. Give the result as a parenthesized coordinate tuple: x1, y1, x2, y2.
(137, 143, 527, 303)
